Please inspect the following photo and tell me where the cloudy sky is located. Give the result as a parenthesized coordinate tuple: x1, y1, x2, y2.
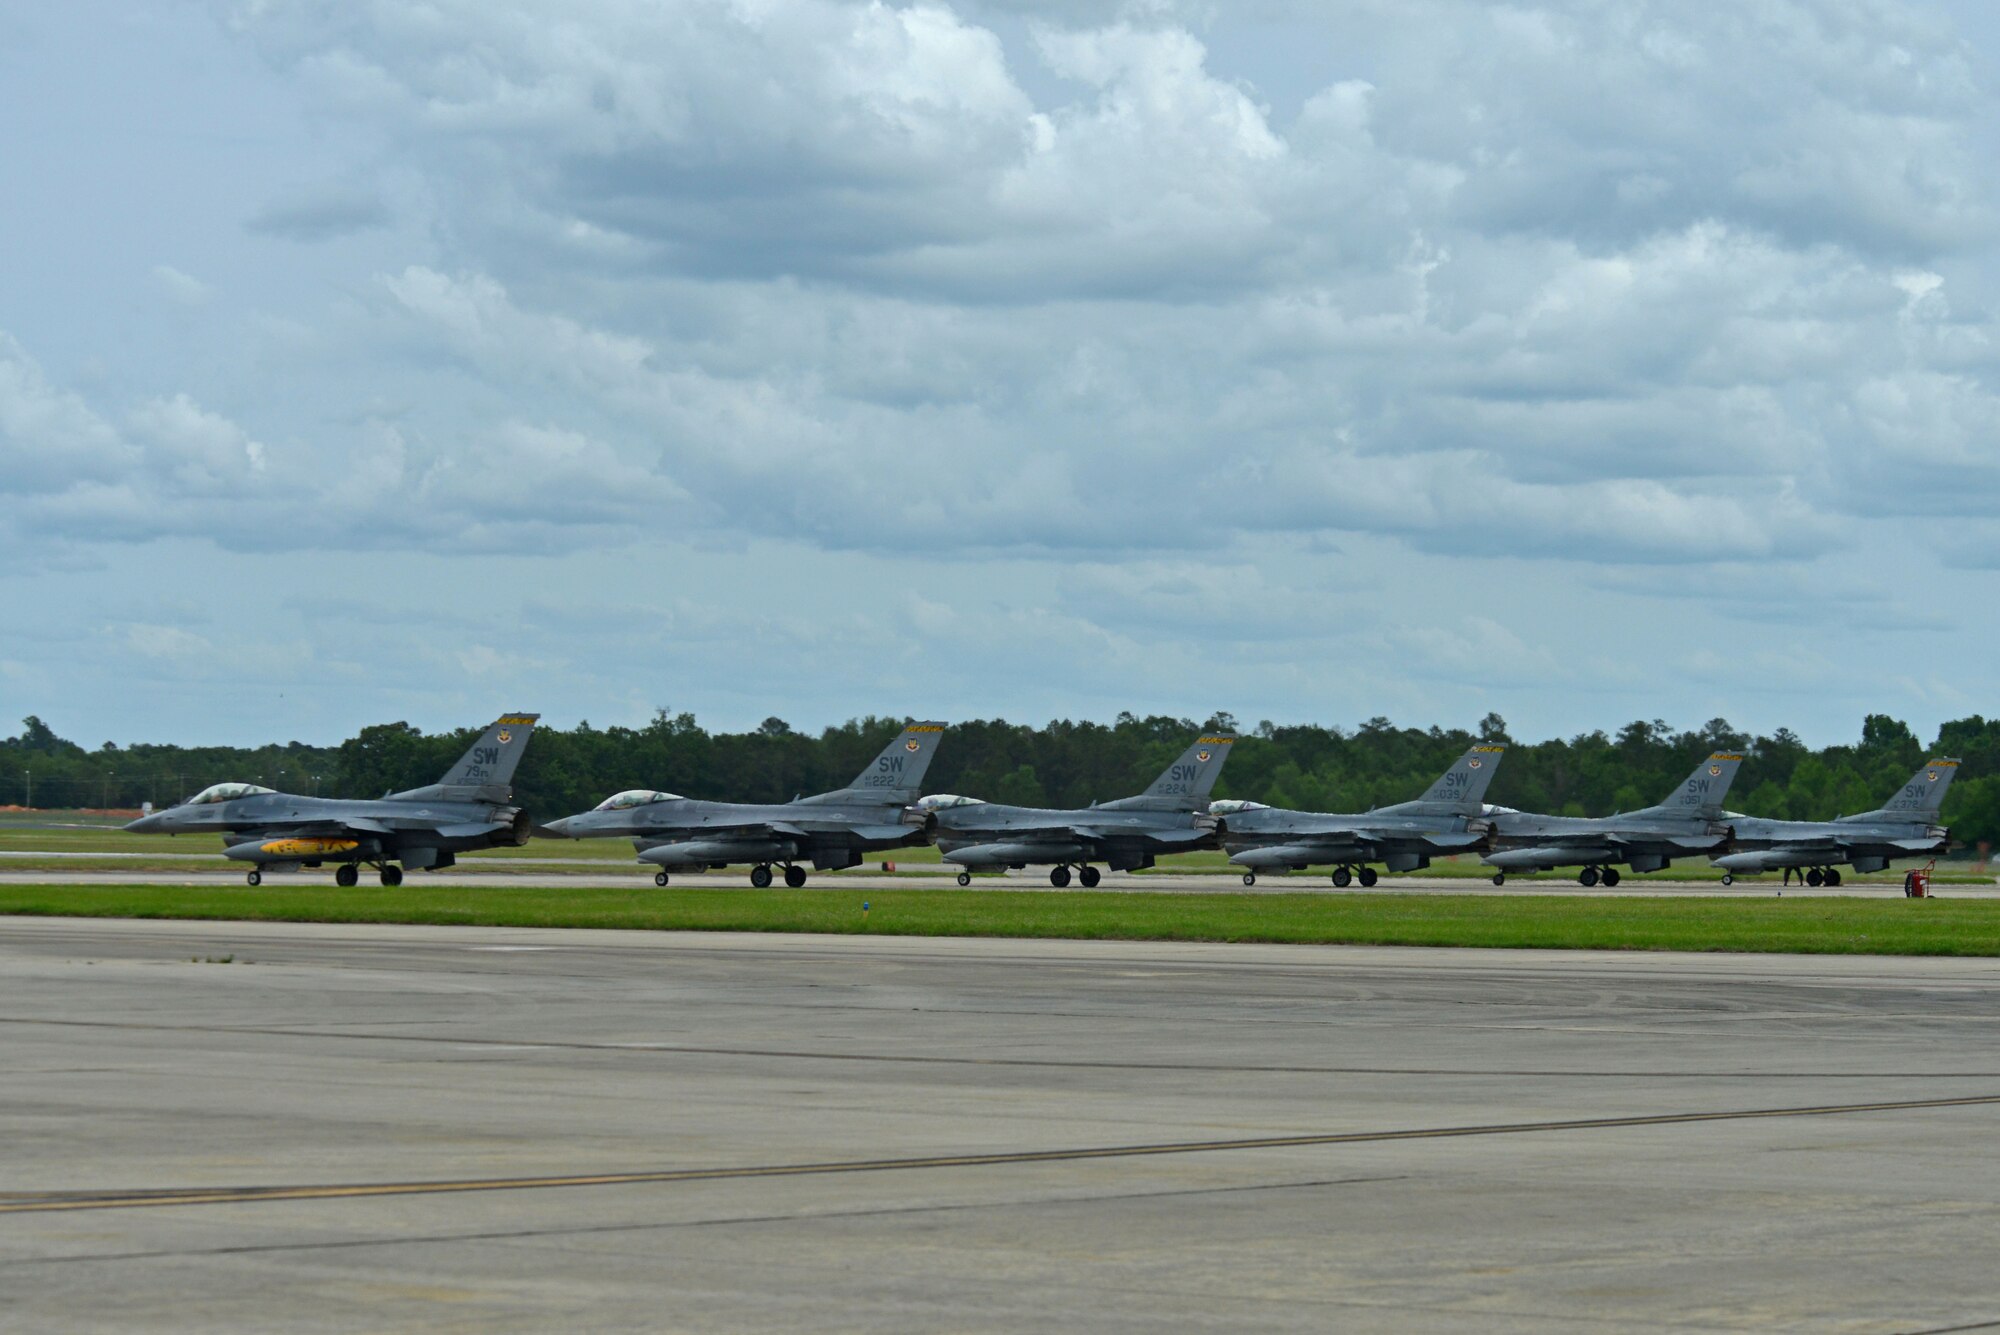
(4, 0, 1998, 749)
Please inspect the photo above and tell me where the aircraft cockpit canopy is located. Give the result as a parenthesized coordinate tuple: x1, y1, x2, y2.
(914, 794, 986, 811)
(1206, 799, 1268, 815)
(187, 783, 275, 806)
(593, 789, 683, 811)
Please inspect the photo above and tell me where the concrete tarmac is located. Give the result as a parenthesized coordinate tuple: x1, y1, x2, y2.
(4, 918, 2000, 1331)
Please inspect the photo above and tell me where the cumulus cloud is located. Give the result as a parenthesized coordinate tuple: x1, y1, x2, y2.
(10, 0, 2000, 741)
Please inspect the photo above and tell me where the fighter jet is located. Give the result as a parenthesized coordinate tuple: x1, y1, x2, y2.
(1216, 744, 1506, 886)
(123, 714, 540, 886)
(1712, 757, 1958, 886)
(540, 722, 947, 886)
(1481, 752, 1743, 886)
(920, 734, 1234, 886)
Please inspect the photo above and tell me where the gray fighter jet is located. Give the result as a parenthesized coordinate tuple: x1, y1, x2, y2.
(1712, 757, 1957, 886)
(1216, 744, 1506, 886)
(1481, 751, 1742, 886)
(920, 734, 1234, 886)
(540, 722, 947, 886)
(123, 714, 540, 886)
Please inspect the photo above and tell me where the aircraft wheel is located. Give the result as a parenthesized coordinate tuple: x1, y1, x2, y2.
(957, 871, 971, 887)
(1579, 867, 1600, 887)
(1720, 873, 1734, 886)
(750, 865, 773, 889)
(246, 869, 262, 887)
(1049, 866, 1072, 888)
(1242, 871, 1256, 887)
(380, 864, 403, 887)
(655, 871, 669, 887)
(784, 865, 807, 888)
(1806, 868, 1824, 887)
(1357, 867, 1379, 888)
(1331, 867, 1352, 888)
(1491, 872, 1506, 886)
(335, 864, 359, 888)
(1602, 868, 1622, 887)
(1079, 866, 1101, 888)
(1825, 868, 1842, 887)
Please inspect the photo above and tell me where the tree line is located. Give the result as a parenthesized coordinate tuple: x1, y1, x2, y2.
(6, 709, 2000, 853)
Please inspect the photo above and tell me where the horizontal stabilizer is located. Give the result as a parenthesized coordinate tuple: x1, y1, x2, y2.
(1142, 828, 1213, 848)
(433, 821, 502, 840)
(848, 824, 918, 843)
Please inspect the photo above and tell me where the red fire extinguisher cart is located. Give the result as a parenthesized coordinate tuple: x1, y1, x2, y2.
(1904, 861, 1935, 898)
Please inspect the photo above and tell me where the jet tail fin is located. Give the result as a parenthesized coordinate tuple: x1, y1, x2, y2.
(1857, 758, 1959, 822)
(1138, 734, 1236, 807)
(1418, 744, 1506, 812)
(799, 722, 948, 804)
(1650, 752, 1742, 819)
(389, 713, 540, 803)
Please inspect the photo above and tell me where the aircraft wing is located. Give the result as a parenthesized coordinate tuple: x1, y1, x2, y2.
(244, 816, 395, 838)
(1076, 825, 1210, 848)
(1606, 832, 1725, 853)
(964, 822, 1101, 844)
(642, 817, 823, 840)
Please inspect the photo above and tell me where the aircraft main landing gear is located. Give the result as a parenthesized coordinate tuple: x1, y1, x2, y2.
(380, 864, 403, 887)
(1825, 868, 1842, 887)
(750, 865, 774, 889)
(335, 864, 359, 888)
(1579, 867, 1600, 887)
(1049, 865, 1071, 888)
(784, 865, 808, 888)
(1357, 866, 1379, 887)
(957, 870, 971, 886)
(246, 869, 262, 887)
(1331, 867, 1352, 888)
(1601, 867, 1622, 887)
(1078, 866, 1101, 888)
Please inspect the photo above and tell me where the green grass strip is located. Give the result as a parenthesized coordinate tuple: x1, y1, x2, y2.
(1, 885, 1995, 956)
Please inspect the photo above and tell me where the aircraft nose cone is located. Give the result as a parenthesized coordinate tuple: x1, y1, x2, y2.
(123, 812, 162, 833)
(538, 816, 574, 838)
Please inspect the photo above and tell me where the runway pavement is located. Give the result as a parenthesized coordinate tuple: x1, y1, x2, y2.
(4, 918, 2000, 1330)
